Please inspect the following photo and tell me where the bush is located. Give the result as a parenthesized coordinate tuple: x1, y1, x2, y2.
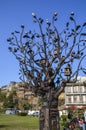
(0, 107, 3, 113)
(17, 112, 27, 116)
(60, 115, 69, 129)
(61, 114, 67, 121)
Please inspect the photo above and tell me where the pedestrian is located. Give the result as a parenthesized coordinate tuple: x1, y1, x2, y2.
(73, 116, 80, 128)
(68, 111, 72, 120)
(78, 118, 85, 130)
(84, 111, 86, 122)
(69, 121, 75, 130)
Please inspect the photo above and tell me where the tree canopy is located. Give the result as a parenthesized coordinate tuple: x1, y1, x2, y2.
(7, 12, 86, 98)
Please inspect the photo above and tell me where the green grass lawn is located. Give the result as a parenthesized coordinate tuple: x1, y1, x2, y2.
(0, 114, 39, 130)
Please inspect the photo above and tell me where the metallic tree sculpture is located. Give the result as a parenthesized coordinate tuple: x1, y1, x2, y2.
(7, 12, 86, 130)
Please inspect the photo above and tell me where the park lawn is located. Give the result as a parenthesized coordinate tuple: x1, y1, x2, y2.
(0, 114, 39, 130)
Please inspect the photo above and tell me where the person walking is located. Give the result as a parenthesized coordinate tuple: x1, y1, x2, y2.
(78, 118, 85, 130)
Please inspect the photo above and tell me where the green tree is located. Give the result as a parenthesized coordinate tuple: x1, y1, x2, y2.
(7, 12, 86, 130)
(3, 89, 18, 109)
(23, 103, 32, 110)
(0, 89, 6, 112)
(0, 89, 6, 102)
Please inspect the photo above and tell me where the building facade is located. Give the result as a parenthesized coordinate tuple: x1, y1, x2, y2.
(65, 76, 86, 109)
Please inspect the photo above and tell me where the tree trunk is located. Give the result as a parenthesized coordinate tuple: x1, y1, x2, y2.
(39, 99, 60, 130)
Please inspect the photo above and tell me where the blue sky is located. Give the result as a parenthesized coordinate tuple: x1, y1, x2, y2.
(0, 0, 86, 87)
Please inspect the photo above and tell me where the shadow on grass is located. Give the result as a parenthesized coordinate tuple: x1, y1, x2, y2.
(0, 125, 9, 128)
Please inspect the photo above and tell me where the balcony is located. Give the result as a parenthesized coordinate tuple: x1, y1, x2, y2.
(66, 101, 86, 105)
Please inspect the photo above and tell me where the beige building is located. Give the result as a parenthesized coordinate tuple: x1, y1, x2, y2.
(65, 76, 86, 109)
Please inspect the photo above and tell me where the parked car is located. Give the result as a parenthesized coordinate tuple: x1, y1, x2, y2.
(28, 110, 35, 116)
(32, 111, 40, 116)
(28, 110, 40, 116)
(5, 108, 16, 115)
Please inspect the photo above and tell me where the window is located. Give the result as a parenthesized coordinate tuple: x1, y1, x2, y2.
(73, 96, 77, 103)
(79, 95, 83, 103)
(73, 86, 77, 93)
(78, 86, 83, 93)
(84, 86, 86, 93)
(66, 87, 71, 93)
(67, 96, 71, 103)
